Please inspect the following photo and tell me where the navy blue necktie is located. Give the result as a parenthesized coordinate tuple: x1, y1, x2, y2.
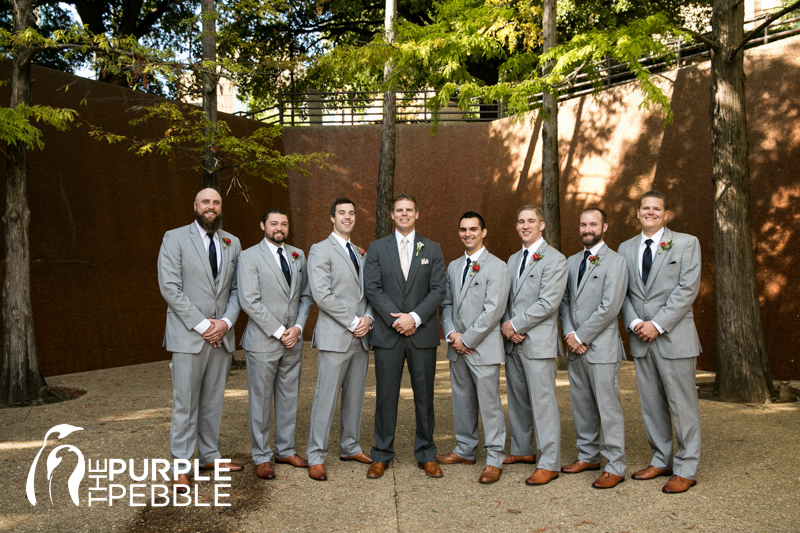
(577, 250, 591, 286)
(207, 233, 218, 278)
(346, 242, 360, 275)
(461, 258, 472, 287)
(642, 239, 653, 284)
(519, 249, 529, 278)
(278, 247, 291, 286)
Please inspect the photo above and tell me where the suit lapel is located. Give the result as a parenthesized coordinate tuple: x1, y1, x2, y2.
(261, 240, 290, 295)
(215, 232, 229, 295)
(287, 245, 299, 298)
(576, 244, 604, 297)
(629, 236, 646, 295)
(458, 249, 487, 308)
(514, 242, 548, 296)
(189, 223, 216, 289)
(404, 234, 423, 293)
(329, 234, 359, 282)
(385, 235, 406, 289)
(645, 228, 672, 295)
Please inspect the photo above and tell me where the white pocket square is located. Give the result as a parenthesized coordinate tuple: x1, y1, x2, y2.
(421, 258, 430, 265)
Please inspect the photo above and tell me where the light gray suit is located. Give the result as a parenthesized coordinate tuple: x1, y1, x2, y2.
(559, 243, 628, 476)
(440, 249, 510, 468)
(158, 222, 241, 466)
(619, 228, 702, 479)
(238, 239, 312, 465)
(502, 241, 568, 471)
(306, 234, 373, 465)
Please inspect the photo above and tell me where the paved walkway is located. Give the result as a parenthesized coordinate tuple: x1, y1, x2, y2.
(1, 343, 798, 532)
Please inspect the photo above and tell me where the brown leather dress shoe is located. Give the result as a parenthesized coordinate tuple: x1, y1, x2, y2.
(662, 475, 697, 493)
(632, 465, 673, 480)
(255, 462, 275, 479)
(340, 451, 373, 464)
(199, 461, 244, 472)
(525, 468, 559, 485)
(592, 472, 625, 489)
(367, 462, 386, 479)
(561, 460, 601, 473)
(479, 465, 502, 484)
(418, 461, 444, 478)
(503, 454, 537, 465)
(435, 452, 476, 465)
(275, 454, 309, 468)
(308, 464, 328, 481)
(172, 473, 190, 493)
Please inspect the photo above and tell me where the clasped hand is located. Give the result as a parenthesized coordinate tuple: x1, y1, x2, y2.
(203, 319, 228, 348)
(501, 321, 526, 344)
(391, 312, 417, 336)
(564, 332, 589, 355)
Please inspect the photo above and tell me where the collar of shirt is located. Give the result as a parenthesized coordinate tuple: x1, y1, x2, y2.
(195, 221, 219, 252)
(640, 227, 666, 251)
(331, 231, 351, 250)
(264, 238, 287, 265)
(584, 241, 606, 257)
(465, 246, 486, 265)
(523, 237, 545, 256)
(395, 229, 416, 245)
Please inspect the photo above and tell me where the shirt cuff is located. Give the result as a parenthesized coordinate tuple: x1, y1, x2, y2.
(348, 316, 360, 332)
(409, 312, 422, 327)
(628, 318, 643, 332)
(193, 319, 211, 335)
(294, 324, 303, 335)
(446, 331, 456, 343)
(272, 325, 286, 340)
(221, 318, 232, 331)
(651, 321, 665, 334)
(571, 332, 584, 346)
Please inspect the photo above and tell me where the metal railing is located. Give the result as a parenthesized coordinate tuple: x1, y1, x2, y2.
(237, 14, 800, 126)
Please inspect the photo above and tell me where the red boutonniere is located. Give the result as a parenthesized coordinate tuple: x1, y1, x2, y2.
(470, 262, 481, 276)
(588, 255, 600, 266)
(529, 252, 543, 265)
(291, 251, 299, 262)
(359, 248, 366, 256)
(658, 240, 674, 254)
(222, 237, 231, 249)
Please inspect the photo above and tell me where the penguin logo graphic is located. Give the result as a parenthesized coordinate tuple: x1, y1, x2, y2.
(26, 424, 85, 506)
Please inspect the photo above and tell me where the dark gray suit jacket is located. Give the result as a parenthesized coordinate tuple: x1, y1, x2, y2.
(364, 233, 446, 350)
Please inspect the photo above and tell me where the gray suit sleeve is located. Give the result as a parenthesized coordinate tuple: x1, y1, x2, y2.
(237, 251, 284, 337)
(575, 255, 628, 345)
(411, 241, 446, 323)
(440, 265, 455, 338)
(462, 262, 510, 348)
(619, 241, 639, 328)
(221, 239, 242, 324)
(651, 236, 701, 332)
(295, 251, 313, 330)
(510, 254, 568, 334)
(308, 244, 354, 329)
(559, 265, 575, 335)
(157, 231, 206, 330)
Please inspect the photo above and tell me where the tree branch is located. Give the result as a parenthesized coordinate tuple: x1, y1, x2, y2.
(679, 27, 719, 50)
(732, 0, 800, 57)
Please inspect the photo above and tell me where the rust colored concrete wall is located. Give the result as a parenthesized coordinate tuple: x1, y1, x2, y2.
(283, 36, 800, 379)
(0, 63, 289, 376)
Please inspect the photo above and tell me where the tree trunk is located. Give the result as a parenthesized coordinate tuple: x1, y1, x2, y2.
(541, 0, 561, 253)
(1, 0, 46, 405)
(710, 0, 774, 402)
(201, 0, 220, 191)
(376, 0, 397, 240)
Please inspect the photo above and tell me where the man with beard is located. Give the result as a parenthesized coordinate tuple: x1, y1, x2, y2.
(158, 188, 243, 492)
(559, 208, 629, 489)
(238, 208, 312, 480)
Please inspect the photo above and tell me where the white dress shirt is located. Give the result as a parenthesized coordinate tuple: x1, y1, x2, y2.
(628, 227, 666, 334)
(394, 229, 422, 327)
(264, 238, 303, 339)
(192, 221, 232, 335)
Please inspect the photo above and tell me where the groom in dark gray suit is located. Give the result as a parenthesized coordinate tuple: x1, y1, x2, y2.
(364, 193, 446, 479)
(618, 190, 702, 494)
(157, 188, 243, 492)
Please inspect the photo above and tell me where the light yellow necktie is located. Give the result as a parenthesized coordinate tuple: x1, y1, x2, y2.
(400, 237, 410, 280)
